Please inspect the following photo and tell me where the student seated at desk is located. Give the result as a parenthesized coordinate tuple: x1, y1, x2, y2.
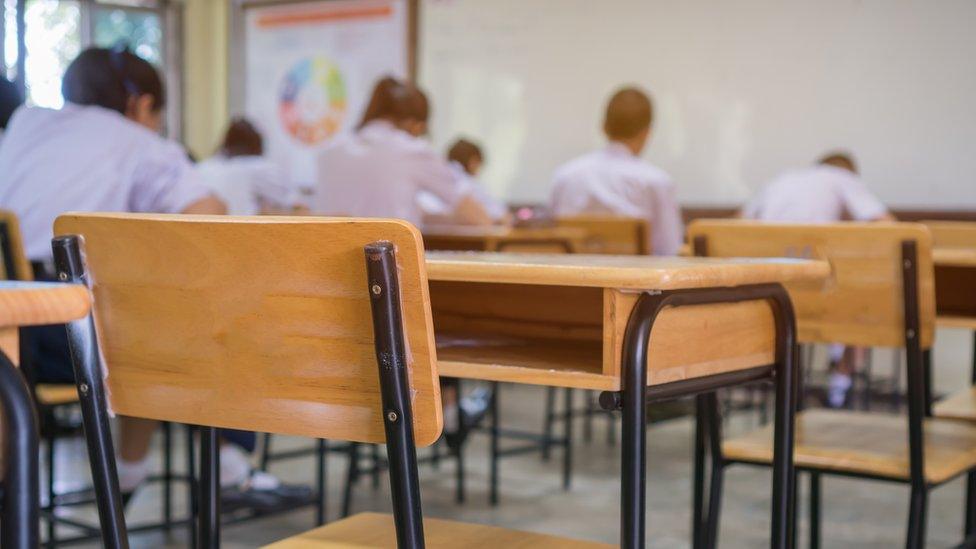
(549, 86, 683, 255)
(314, 76, 492, 227)
(0, 47, 306, 509)
(741, 151, 894, 407)
(195, 118, 305, 215)
(419, 138, 509, 225)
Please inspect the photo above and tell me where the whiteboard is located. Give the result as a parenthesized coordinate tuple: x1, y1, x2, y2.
(419, 0, 976, 208)
(243, 0, 408, 185)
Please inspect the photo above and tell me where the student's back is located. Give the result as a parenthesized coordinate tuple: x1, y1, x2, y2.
(0, 104, 207, 260)
(549, 87, 683, 255)
(742, 154, 889, 222)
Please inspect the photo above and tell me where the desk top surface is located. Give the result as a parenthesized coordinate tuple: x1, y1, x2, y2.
(425, 251, 829, 290)
(0, 281, 90, 328)
(934, 247, 976, 267)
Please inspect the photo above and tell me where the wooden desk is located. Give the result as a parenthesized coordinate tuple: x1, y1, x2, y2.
(423, 225, 586, 253)
(934, 247, 976, 328)
(425, 251, 828, 547)
(0, 280, 90, 549)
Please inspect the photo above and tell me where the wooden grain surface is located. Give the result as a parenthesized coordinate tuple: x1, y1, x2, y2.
(554, 215, 649, 255)
(264, 512, 614, 548)
(54, 213, 442, 447)
(723, 409, 976, 484)
(423, 225, 586, 253)
(0, 210, 35, 281)
(426, 251, 828, 290)
(687, 221, 936, 349)
(0, 281, 90, 328)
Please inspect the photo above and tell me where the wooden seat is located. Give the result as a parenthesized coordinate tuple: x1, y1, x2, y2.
(554, 216, 648, 255)
(935, 387, 976, 422)
(723, 409, 976, 484)
(34, 384, 80, 406)
(265, 512, 613, 548)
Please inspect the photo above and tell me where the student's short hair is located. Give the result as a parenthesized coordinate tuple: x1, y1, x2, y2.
(221, 118, 263, 157)
(447, 139, 483, 175)
(358, 76, 429, 129)
(62, 47, 165, 114)
(0, 77, 23, 129)
(818, 151, 858, 174)
(603, 87, 653, 140)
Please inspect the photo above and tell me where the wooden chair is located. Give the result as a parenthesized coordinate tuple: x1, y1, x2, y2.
(688, 220, 976, 548)
(53, 213, 611, 548)
(554, 215, 649, 255)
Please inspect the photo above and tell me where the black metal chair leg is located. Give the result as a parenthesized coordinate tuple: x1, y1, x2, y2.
(607, 406, 616, 446)
(259, 432, 273, 471)
(316, 439, 328, 526)
(490, 381, 500, 506)
(186, 425, 197, 549)
(809, 472, 821, 549)
(770, 296, 797, 549)
(702, 392, 724, 549)
(341, 442, 360, 518)
(542, 385, 555, 460)
(454, 434, 465, 504)
(162, 421, 173, 531)
(562, 387, 574, 490)
(198, 426, 220, 549)
(0, 351, 40, 549)
(906, 485, 928, 549)
(584, 391, 595, 443)
(692, 395, 708, 549)
(966, 471, 976, 537)
(46, 434, 56, 547)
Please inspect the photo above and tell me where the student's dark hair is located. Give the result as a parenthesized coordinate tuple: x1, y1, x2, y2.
(358, 76, 429, 129)
(61, 46, 165, 114)
(818, 151, 858, 174)
(0, 77, 23, 129)
(604, 86, 653, 140)
(221, 118, 264, 157)
(447, 138, 483, 175)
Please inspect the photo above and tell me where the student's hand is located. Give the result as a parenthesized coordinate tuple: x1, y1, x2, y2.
(181, 195, 227, 215)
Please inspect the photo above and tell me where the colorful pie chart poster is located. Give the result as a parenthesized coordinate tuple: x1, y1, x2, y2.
(245, 0, 408, 185)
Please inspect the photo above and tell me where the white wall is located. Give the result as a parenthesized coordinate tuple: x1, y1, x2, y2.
(419, 0, 976, 208)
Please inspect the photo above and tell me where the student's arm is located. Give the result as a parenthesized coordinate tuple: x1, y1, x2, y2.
(837, 174, 891, 222)
(412, 147, 492, 226)
(181, 195, 227, 215)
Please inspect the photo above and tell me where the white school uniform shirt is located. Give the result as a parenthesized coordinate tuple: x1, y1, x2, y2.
(0, 104, 211, 261)
(314, 120, 462, 227)
(417, 162, 508, 223)
(194, 155, 298, 215)
(742, 165, 887, 222)
(549, 142, 684, 255)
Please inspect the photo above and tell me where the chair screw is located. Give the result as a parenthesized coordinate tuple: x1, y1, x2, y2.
(79, 383, 89, 395)
(58, 272, 68, 281)
(386, 410, 398, 422)
(372, 284, 382, 296)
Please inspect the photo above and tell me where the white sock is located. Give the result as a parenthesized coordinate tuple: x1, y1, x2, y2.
(827, 372, 852, 408)
(116, 457, 150, 493)
(220, 443, 252, 489)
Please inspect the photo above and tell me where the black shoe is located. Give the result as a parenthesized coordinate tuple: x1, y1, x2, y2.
(220, 486, 283, 514)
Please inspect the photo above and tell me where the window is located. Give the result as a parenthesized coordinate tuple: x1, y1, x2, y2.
(2, 0, 180, 133)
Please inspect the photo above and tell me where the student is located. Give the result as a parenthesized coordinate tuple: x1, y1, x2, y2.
(0, 76, 23, 143)
(419, 138, 508, 224)
(741, 152, 894, 222)
(195, 118, 305, 215)
(314, 76, 492, 227)
(549, 86, 683, 255)
(741, 152, 893, 407)
(0, 48, 305, 508)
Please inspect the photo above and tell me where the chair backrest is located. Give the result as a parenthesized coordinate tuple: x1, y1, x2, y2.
(686, 221, 936, 349)
(555, 215, 649, 255)
(54, 213, 442, 447)
(924, 220, 976, 249)
(0, 210, 34, 281)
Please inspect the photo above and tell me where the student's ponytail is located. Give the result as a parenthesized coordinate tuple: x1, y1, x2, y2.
(358, 76, 430, 129)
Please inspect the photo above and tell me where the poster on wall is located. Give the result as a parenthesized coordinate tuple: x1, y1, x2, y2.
(244, 0, 409, 187)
